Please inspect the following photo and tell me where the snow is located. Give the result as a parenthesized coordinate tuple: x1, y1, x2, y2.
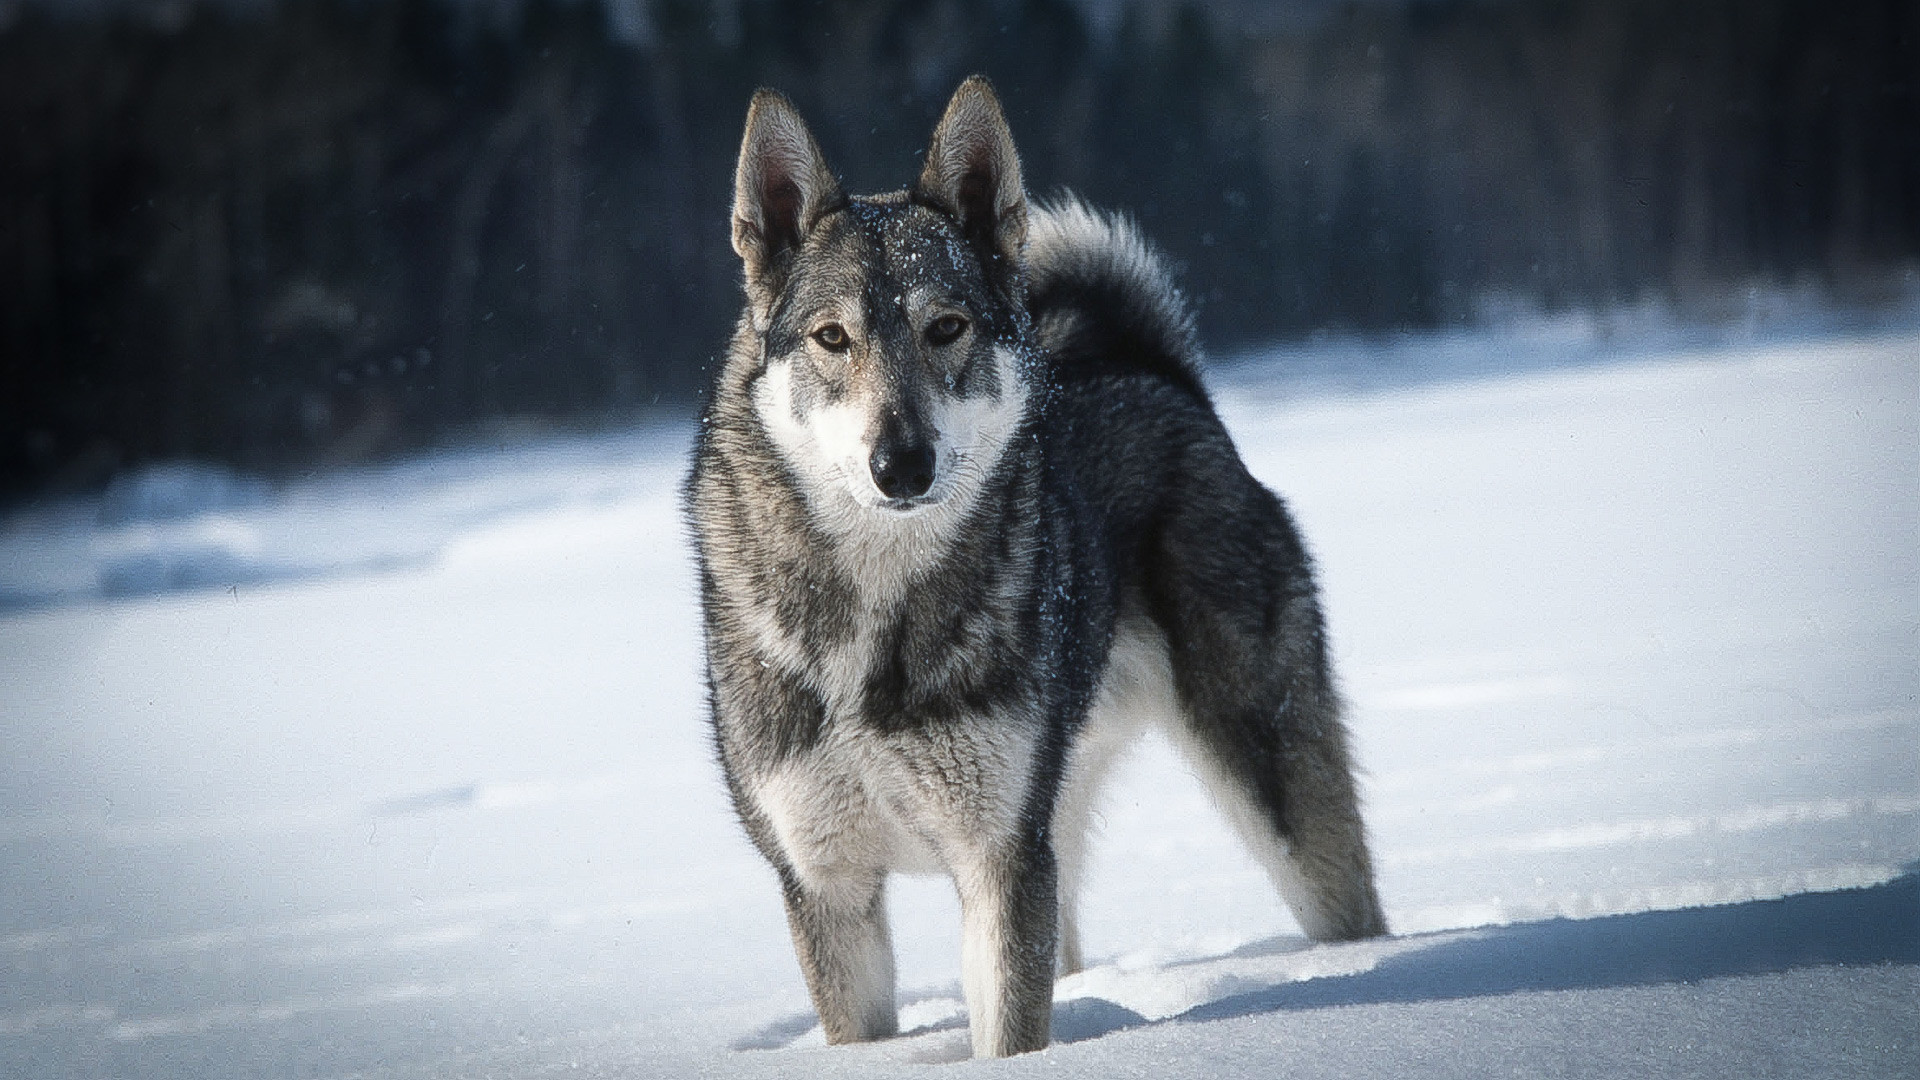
(1, 328, 1915, 1078)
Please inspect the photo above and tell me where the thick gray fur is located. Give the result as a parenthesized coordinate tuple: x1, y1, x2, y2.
(686, 76, 1385, 1059)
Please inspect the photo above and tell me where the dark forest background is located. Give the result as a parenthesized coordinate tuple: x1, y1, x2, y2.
(2, 0, 1916, 500)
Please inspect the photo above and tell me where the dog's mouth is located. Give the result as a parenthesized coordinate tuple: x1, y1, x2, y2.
(874, 491, 945, 514)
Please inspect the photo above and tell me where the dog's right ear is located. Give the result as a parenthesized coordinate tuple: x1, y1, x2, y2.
(732, 89, 841, 319)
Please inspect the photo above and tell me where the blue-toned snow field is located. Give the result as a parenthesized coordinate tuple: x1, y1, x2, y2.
(2, 326, 1915, 1077)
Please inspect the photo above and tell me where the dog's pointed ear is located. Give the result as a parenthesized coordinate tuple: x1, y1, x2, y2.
(916, 76, 1027, 266)
(733, 89, 841, 312)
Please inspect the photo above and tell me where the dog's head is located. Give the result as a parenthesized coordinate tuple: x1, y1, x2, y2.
(730, 77, 1034, 519)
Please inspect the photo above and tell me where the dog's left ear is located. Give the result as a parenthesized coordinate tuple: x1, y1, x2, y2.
(917, 76, 1027, 267)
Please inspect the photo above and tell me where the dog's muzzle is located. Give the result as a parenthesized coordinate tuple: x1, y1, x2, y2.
(869, 441, 936, 500)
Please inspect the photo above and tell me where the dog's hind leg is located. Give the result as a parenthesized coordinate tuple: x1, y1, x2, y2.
(1051, 752, 1125, 975)
(1052, 633, 1162, 973)
(1051, 742, 1125, 976)
(778, 869, 899, 1043)
(1154, 454, 1387, 942)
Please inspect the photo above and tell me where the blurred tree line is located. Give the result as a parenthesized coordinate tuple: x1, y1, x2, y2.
(2, 0, 1915, 497)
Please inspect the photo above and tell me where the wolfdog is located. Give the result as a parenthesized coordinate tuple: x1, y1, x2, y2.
(685, 76, 1386, 1058)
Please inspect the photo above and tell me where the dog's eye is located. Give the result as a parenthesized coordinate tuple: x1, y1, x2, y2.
(926, 314, 969, 346)
(812, 324, 851, 352)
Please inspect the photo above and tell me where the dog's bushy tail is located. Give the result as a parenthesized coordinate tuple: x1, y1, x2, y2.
(1025, 195, 1204, 397)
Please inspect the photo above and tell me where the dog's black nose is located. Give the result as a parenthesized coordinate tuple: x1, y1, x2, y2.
(870, 442, 936, 500)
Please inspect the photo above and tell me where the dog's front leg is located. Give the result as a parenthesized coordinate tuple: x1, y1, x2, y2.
(954, 839, 1057, 1057)
(779, 869, 898, 1043)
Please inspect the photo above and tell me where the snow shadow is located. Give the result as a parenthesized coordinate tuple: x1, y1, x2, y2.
(735, 993, 1147, 1057)
(1181, 871, 1920, 1026)
(732, 988, 979, 1052)
(733, 874, 1918, 1054)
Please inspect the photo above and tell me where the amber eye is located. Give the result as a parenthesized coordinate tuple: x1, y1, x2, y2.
(927, 313, 968, 346)
(812, 323, 851, 352)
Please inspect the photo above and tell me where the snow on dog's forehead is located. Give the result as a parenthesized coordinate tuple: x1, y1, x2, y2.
(846, 197, 975, 271)
(807, 196, 993, 309)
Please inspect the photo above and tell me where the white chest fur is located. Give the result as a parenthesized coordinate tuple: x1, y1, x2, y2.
(748, 716, 1040, 890)
(742, 620, 1176, 894)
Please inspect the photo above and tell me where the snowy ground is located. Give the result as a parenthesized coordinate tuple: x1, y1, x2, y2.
(2, 327, 1915, 1078)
